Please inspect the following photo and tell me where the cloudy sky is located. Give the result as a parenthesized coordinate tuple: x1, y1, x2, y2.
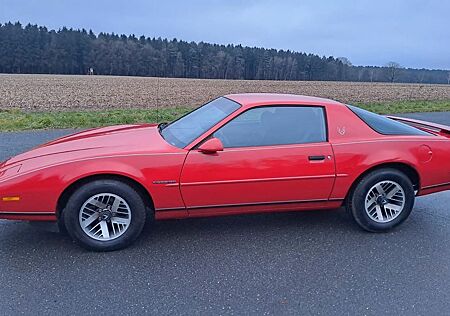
(1, 0, 448, 70)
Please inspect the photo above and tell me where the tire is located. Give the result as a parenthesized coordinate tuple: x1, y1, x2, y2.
(63, 179, 147, 251)
(57, 209, 68, 235)
(346, 168, 415, 232)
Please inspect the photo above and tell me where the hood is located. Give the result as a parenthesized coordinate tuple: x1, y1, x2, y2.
(2, 124, 181, 169)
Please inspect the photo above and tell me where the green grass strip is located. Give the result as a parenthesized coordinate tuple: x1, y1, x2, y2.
(1, 100, 449, 131)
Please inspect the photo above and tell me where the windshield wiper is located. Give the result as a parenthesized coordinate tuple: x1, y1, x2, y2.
(158, 122, 169, 132)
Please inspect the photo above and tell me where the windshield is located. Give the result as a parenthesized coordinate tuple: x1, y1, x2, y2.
(160, 97, 241, 148)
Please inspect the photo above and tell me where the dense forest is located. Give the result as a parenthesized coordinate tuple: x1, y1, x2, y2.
(1, 22, 449, 84)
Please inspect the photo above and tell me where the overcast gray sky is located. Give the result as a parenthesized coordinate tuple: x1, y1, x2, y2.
(1, 0, 448, 70)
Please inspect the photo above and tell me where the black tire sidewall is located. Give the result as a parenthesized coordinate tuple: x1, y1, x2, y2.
(64, 179, 146, 251)
(349, 168, 415, 232)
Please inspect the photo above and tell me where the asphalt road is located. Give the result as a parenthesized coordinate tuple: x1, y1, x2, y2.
(1, 112, 450, 315)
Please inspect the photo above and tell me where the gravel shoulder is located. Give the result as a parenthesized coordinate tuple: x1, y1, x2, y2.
(394, 111, 450, 125)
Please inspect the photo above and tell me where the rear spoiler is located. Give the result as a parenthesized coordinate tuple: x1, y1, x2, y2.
(387, 115, 450, 137)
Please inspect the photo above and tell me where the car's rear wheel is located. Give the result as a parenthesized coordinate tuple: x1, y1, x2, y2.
(346, 168, 415, 232)
(63, 179, 147, 251)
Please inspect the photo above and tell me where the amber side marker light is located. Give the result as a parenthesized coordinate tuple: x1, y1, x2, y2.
(1, 197, 20, 202)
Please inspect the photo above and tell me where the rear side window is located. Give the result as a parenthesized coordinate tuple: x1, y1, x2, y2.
(214, 106, 327, 148)
(347, 105, 431, 136)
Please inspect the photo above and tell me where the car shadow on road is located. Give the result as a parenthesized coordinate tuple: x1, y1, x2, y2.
(0, 204, 438, 264)
(142, 207, 353, 240)
(0, 207, 354, 252)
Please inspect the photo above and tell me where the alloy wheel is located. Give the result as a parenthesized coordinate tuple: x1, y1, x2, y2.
(364, 180, 405, 223)
(79, 193, 132, 241)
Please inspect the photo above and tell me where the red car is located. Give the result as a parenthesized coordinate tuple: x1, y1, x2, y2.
(1, 94, 450, 251)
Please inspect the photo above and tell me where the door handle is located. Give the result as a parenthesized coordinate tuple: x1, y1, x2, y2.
(308, 155, 326, 161)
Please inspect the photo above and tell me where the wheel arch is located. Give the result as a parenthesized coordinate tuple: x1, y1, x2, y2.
(344, 162, 420, 203)
(56, 174, 155, 219)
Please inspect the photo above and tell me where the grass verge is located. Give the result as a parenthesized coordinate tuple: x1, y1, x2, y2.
(0, 107, 192, 131)
(0, 100, 449, 131)
(354, 100, 450, 114)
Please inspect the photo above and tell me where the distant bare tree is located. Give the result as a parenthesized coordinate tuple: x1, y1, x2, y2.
(357, 68, 364, 81)
(447, 71, 450, 84)
(369, 68, 376, 82)
(385, 62, 402, 83)
(337, 57, 352, 66)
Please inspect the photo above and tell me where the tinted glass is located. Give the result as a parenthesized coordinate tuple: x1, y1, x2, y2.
(161, 97, 240, 148)
(214, 106, 327, 148)
(347, 105, 432, 136)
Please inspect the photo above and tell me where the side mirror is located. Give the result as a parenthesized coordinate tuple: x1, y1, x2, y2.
(198, 137, 224, 154)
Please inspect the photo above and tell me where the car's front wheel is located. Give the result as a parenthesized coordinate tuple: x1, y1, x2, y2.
(346, 168, 415, 232)
(63, 179, 147, 251)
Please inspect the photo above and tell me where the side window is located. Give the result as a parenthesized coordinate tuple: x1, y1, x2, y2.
(347, 105, 432, 136)
(214, 106, 327, 148)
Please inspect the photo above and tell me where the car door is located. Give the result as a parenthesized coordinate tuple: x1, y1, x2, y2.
(180, 105, 336, 212)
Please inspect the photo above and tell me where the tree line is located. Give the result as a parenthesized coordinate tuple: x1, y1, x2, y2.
(1, 22, 449, 84)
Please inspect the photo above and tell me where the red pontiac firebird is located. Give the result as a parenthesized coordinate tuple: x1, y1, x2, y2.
(1, 94, 450, 251)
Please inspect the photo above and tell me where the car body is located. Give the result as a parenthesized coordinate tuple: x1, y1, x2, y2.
(1, 93, 449, 250)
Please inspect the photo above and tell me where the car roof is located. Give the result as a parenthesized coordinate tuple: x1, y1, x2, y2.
(225, 93, 344, 108)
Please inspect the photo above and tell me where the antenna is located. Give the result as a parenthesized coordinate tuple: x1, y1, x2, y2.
(156, 77, 160, 123)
